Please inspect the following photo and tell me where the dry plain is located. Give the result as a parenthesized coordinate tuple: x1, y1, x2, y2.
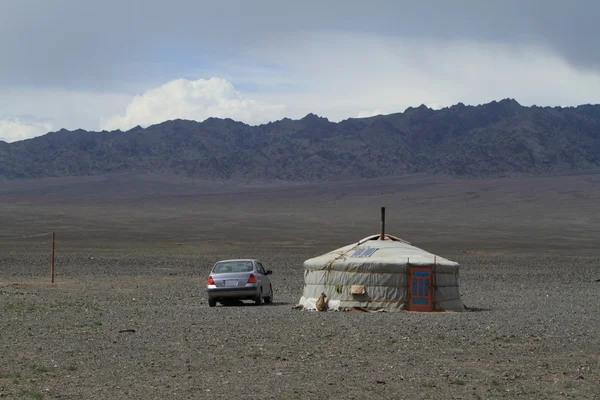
(1, 173, 599, 399)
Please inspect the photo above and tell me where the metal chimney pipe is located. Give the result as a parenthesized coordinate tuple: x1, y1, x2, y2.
(380, 207, 386, 240)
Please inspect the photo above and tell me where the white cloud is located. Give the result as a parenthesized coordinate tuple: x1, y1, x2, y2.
(0, 117, 54, 143)
(248, 32, 600, 121)
(0, 87, 131, 140)
(425, 103, 442, 110)
(357, 109, 383, 118)
(100, 77, 286, 131)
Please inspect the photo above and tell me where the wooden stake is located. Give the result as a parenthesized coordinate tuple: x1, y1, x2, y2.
(380, 207, 386, 240)
(51, 232, 55, 284)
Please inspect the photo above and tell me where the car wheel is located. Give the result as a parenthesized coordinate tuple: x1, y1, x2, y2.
(254, 289, 263, 306)
(208, 299, 217, 307)
(264, 285, 273, 304)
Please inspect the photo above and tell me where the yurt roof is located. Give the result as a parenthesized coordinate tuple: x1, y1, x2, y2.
(304, 234, 458, 268)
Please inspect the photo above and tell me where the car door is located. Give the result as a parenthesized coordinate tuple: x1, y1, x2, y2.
(256, 261, 269, 294)
(262, 262, 272, 294)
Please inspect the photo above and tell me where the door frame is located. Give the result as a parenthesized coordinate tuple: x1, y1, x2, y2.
(407, 265, 434, 312)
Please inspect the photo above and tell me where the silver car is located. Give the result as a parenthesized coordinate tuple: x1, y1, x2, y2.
(206, 259, 273, 307)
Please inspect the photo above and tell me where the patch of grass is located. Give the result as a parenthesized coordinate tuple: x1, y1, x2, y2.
(32, 365, 54, 375)
(5, 302, 40, 314)
(451, 379, 466, 385)
(0, 371, 21, 382)
(66, 365, 78, 372)
(493, 334, 516, 343)
(564, 381, 576, 389)
(52, 300, 75, 308)
(21, 390, 43, 400)
(50, 300, 77, 312)
(75, 321, 102, 329)
(281, 394, 300, 400)
(422, 381, 437, 388)
(51, 300, 101, 313)
(490, 379, 501, 387)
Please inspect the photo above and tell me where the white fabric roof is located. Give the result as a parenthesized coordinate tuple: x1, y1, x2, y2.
(304, 234, 458, 269)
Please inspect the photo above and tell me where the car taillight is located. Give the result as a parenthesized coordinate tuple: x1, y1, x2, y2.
(247, 274, 257, 284)
(208, 276, 215, 285)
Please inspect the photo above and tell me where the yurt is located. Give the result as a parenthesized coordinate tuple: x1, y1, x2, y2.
(298, 233, 464, 312)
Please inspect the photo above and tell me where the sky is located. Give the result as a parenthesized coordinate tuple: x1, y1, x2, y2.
(1, 0, 600, 142)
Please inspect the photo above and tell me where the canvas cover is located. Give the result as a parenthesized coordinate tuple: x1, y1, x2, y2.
(298, 234, 464, 312)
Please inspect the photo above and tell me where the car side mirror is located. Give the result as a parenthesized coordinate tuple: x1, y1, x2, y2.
(265, 270, 273, 275)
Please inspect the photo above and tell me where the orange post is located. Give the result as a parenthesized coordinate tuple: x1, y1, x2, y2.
(51, 232, 55, 283)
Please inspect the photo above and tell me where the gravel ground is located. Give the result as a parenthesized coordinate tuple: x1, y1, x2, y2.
(0, 248, 598, 400)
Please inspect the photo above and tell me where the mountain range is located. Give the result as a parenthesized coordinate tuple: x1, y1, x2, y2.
(2, 99, 600, 181)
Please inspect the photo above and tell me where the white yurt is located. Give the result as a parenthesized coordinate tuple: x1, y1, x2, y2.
(298, 233, 464, 312)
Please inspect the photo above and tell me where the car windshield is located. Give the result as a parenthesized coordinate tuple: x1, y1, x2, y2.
(212, 261, 253, 274)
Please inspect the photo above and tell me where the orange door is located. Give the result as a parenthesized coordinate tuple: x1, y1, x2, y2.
(407, 266, 434, 311)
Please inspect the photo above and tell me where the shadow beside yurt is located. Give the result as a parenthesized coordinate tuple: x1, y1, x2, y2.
(297, 233, 465, 312)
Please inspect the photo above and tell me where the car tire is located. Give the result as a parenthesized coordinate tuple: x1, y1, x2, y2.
(208, 299, 217, 307)
(264, 285, 273, 304)
(254, 289, 263, 306)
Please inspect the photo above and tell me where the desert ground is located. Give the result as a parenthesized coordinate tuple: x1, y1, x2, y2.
(1, 173, 599, 399)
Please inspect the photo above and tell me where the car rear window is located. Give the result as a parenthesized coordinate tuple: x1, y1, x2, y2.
(212, 261, 253, 273)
